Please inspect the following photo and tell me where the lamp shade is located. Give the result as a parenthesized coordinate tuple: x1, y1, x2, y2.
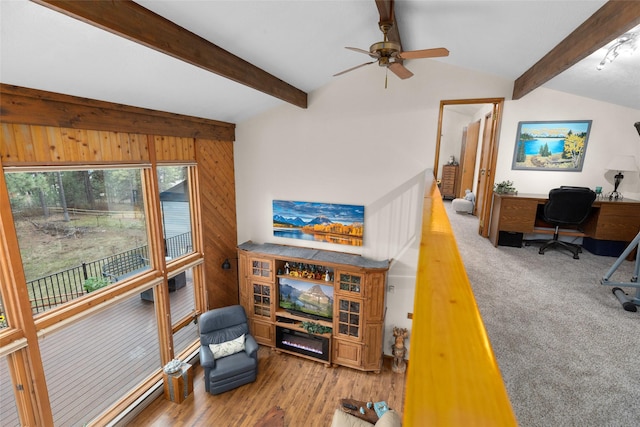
(606, 155, 638, 172)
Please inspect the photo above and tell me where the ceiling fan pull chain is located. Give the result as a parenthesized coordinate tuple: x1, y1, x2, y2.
(385, 67, 388, 89)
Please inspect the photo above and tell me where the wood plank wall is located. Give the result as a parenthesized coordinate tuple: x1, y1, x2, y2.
(196, 139, 239, 308)
(1, 123, 150, 164)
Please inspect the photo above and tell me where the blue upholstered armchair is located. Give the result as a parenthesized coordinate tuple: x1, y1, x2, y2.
(199, 305, 259, 395)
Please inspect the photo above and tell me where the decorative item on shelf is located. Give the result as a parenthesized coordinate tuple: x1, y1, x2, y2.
(391, 327, 408, 374)
(301, 321, 332, 335)
(605, 154, 638, 200)
(493, 180, 518, 195)
(595, 186, 603, 199)
(447, 155, 458, 165)
(163, 358, 183, 374)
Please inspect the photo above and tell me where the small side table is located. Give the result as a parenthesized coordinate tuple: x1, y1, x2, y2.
(339, 398, 379, 424)
(163, 362, 193, 403)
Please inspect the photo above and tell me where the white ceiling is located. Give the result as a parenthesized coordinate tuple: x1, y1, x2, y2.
(0, 0, 638, 125)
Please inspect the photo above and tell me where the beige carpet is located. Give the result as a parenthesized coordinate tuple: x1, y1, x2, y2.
(445, 201, 640, 426)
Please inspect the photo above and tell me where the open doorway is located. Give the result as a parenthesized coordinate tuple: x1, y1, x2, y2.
(433, 98, 504, 237)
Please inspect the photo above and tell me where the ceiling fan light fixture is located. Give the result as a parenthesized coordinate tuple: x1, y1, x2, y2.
(369, 40, 401, 58)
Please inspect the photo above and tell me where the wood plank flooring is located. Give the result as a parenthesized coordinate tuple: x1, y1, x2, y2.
(129, 348, 406, 427)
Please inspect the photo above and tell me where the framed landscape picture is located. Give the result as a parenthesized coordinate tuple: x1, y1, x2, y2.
(272, 200, 364, 246)
(512, 120, 592, 171)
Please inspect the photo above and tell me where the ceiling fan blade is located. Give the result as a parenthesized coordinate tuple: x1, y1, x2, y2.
(346, 47, 381, 60)
(398, 48, 450, 60)
(334, 61, 376, 77)
(389, 62, 413, 79)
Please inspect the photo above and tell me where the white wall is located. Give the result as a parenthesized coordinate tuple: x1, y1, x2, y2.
(234, 60, 640, 356)
(235, 60, 512, 251)
(495, 87, 640, 199)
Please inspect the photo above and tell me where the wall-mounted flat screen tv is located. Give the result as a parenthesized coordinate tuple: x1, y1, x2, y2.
(278, 277, 334, 321)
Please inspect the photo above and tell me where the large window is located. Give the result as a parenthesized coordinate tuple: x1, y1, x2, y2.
(170, 267, 199, 356)
(158, 166, 193, 261)
(5, 168, 151, 314)
(2, 164, 203, 424)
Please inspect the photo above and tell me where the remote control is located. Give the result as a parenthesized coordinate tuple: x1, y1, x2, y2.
(342, 403, 358, 411)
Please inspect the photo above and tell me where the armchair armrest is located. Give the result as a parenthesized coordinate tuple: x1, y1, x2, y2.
(200, 345, 216, 369)
(245, 334, 259, 358)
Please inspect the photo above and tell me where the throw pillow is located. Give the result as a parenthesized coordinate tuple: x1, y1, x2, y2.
(209, 334, 245, 359)
(375, 410, 402, 427)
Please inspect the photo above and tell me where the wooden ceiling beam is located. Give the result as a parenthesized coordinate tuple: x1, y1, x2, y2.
(32, 0, 307, 110)
(1, 83, 236, 141)
(513, 0, 640, 100)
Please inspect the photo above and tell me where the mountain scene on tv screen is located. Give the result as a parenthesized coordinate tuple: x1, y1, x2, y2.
(280, 283, 333, 318)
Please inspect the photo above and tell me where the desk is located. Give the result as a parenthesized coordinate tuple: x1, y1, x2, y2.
(489, 192, 640, 247)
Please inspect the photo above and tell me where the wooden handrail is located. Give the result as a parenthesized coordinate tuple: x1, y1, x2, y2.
(403, 179, 516, 426)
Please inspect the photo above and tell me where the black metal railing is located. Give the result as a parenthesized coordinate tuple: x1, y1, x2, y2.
(24, 232, 191, 315)
(165, 231, 193, 259)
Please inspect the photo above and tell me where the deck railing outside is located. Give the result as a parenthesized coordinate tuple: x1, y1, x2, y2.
(0, 232, 191, 316)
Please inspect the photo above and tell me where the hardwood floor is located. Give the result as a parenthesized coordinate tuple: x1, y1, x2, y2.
(129, 347, 406, 426)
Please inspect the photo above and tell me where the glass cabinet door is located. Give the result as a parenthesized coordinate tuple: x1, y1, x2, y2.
(250, 258, 273, 281)
(252, 282, 272, 319)
(337, 272, 362, 294)
(336, 297, 361, 339)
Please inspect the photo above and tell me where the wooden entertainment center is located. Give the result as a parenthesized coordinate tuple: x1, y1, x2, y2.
(237, 242, 390, 372)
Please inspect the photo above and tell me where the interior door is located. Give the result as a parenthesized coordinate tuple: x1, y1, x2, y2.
(458, 119, 480, 198)
(433, 98, 504, 237)
(475, 113, 492, 217)
(477, 106, 501, 237)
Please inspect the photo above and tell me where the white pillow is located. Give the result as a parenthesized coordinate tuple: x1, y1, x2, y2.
(209, 334, 245, 359)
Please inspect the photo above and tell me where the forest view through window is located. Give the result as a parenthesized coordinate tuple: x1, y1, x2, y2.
(5, 168, 150, 315)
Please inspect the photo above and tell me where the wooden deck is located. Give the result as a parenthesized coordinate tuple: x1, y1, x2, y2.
(1, 278, 198, 427)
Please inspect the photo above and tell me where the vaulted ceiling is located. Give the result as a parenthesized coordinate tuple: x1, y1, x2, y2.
(1, 1, 639, 124)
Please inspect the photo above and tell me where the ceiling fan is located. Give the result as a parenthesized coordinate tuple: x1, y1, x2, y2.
(334, 0, 449, 83)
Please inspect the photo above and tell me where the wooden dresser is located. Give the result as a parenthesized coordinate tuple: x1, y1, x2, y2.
(440, 164, 458, 199)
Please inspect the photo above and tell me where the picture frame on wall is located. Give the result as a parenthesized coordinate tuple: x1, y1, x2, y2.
(512, 120, 592, 171)
(272, 200, 364, 247)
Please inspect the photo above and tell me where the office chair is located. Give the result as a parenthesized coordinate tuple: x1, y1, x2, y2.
(536, 186, 596, 259)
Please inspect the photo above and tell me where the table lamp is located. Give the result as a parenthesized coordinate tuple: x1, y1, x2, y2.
(606, 154, 638, 200)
